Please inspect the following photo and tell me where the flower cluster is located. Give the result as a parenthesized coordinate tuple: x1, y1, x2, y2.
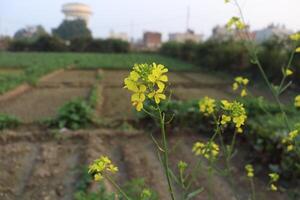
(226, 17, 245, 30)
(220, 100, 247, 133)
(124, 63, 168, 111)
(268, 173, 279, 191)
(295, 95, 300, 108)
(290, 33, 300, 41)
(245, 164, 254, 178)
(199, 96, 216, 116)
(192, 141, 220, 160)
(232, 76, 249, 97)
(88, 156, 118, 181)
(282, 130, 299, 152)
(141, 189, 152, 199)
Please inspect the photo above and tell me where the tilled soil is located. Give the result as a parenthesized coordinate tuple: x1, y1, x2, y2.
(0, 129, 287, 200)
(0, 69, 99, 123)
(0, 87, 91, 123)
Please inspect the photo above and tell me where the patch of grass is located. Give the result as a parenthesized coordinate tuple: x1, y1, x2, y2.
(0, 52, 195, 94)
(0, 114, 20, 130)
(47, 99, 94, 130)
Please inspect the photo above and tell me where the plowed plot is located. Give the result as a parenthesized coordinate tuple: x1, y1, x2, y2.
(0, 135, 85, 200)
(173, 87, 233, 101)
(0, 87, 90, 122)
(182, 72, 230, 85)
(101, 87, 132, 119)
(41, 70, 97, 84)
(101, 70, 128, 87)
(0, 130, 286, 200)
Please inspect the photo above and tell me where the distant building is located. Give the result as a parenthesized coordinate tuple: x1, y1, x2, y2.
(109, 31, 129, 42)
(211, 25, 233, 41)
(169, 29, 202, 43)
(254, 24, 293, 42)
(143, 31, 162, 50)
(62, 3, 92, 24)
(210, 25, 255, 41)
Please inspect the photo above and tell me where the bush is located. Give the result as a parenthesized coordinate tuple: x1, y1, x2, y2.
(48, 99, 94, 130)
(8, 35, 67, 52)
(85, 39, 129, 53)
(0, 114, 20, 130)
(31, 35, 67, 52)
(160, 37, 300, 86)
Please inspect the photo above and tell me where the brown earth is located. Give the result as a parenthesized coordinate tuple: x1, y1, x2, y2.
(0, 69, 99, 123)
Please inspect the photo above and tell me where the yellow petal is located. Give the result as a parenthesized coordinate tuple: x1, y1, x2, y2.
(136, 102, 143, 111)
(157, 81, 165, 92)
(148, 91, 155, 98)
(159, 75, 168, 82)
(295, 47, 300, 53)
(148, 74, 156, 82)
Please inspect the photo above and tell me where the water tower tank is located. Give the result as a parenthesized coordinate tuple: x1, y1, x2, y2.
(62, 3, 92, 24)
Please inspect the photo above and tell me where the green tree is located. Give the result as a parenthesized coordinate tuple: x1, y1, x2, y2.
(52, 19, 92, 40)
(14, 25, 47, 41)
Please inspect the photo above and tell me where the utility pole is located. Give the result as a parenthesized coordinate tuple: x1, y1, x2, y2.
(186, 6, 190, 31)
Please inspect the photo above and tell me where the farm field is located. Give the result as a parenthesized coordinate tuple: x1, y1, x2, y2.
(0, 64, 292, 200)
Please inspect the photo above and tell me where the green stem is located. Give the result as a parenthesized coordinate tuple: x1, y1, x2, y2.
(158, 108, 176, 200)
(233, 0, 291, 131)
(250, 178, 256, 200)
(105, 175, 131, 200)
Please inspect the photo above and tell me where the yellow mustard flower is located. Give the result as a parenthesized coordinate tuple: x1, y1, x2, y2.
(141, 189, 152, 199)
(233, 76, 249, 97)
(290, 33, 300, 41)
(148, 63, 168, 90)
(124, 63, 169, 111)
(269, 173, 279, 182)
(295, 47, 300, 53)
(193, 141, 219, 160)
(131, 93, 145, 111)
(232, 82, 239, 91)
(241, 89, 247, 97)
(148, 88, 166, 104)
(88, 156, 118, 181)
(245, 164, 254, 178)
(287, 144, 294, 152)
(221, 114, 231, 125)
(285, 69, 293, 76)
(295, 95, 300, 108)
(226, 17, 245, 30)
(270, 184, 278, 191)
(269, 172, 279, 191)
(236, 127, 243, 133)
(199, 96, 216, 116)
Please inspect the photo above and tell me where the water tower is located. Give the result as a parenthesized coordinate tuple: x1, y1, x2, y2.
(62, 3, 92, 24)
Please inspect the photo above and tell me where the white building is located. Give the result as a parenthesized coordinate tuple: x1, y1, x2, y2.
(169, 29, 202, 43)
(109, 31, 129, 42)
(62, 3, 92, 24)
(254, 24, 293, 42)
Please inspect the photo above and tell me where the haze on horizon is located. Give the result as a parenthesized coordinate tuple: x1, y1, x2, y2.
(1, 0, 299, 40)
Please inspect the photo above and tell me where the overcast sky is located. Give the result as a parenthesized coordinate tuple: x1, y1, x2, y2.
(1, 0, 299, 40)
